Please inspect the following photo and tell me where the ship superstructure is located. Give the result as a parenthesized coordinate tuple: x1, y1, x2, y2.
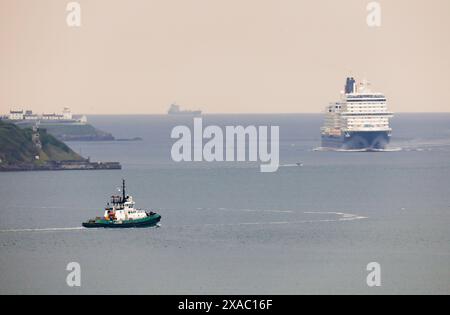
(321, 77, 393, 150)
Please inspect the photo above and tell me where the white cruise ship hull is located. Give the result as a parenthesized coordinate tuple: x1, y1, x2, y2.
(321, 130, 391, 150)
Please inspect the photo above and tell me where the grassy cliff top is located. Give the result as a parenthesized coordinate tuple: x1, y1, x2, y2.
(0, 120, 83, 165)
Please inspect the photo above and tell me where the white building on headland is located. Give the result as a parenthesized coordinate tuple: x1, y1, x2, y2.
(24, 110, 39, 120)
(7, 107, 87, 124)
(8, 110, 24, 120)
(62, 107, 72, 120)
(42, 113, 64, 120)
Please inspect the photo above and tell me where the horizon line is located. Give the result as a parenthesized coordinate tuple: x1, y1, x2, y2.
(77, 111, 450, 116)
(3, 111, 450, 116)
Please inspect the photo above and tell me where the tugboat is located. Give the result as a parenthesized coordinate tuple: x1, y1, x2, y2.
(82, 180, 161, 228)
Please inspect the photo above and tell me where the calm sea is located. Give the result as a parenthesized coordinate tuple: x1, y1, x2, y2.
(0, 113, 449, 294)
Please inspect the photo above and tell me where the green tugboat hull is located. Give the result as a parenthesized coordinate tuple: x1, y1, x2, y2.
(82, 214, 161, 229)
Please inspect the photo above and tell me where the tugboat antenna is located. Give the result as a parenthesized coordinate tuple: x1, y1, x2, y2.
(122, 179, 126, 203)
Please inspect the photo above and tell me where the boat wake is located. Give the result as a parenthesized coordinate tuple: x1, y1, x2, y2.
(303, 211, 367, 221)
(0, 227, 85, 233)
(200, 212, 366, 227)
(279, 163, 303, 168)
(313, 146, 402, 152)
(172, 210, 367, 228)
(0, 211, 367, 233)
(195, 207, 294, 213)
(365, 148, 403, 152)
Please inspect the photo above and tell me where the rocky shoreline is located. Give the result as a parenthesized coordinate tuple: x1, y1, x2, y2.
(0, 160, 122, 172)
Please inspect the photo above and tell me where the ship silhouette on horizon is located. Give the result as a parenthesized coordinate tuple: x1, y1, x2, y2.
(168, 103, 202, 116)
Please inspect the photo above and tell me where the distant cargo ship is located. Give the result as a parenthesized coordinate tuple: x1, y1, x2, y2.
(168, 103, 202, 116)
(321, 77, 394, 150)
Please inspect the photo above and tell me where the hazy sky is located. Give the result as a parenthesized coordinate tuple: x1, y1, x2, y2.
(1, 0, 449, 114)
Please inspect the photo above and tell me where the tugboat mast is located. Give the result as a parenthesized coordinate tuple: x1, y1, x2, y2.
(122, 179, 126, 203)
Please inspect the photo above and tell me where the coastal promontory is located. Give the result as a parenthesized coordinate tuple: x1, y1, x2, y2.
(0, 120, 121, 172)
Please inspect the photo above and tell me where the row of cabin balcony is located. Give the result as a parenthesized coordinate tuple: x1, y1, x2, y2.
(344, 106, 388, 110)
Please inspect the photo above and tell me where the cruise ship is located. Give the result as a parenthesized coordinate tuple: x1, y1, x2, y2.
(321, 77, 393, 150)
